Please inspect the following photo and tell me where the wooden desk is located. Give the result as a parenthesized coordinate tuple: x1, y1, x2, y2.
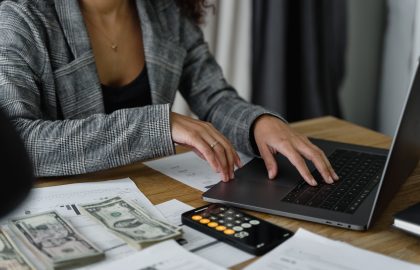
(38, 116, 420, 269)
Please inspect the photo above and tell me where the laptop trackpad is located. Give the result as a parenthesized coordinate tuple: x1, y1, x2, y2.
(231, 154, 303, 199)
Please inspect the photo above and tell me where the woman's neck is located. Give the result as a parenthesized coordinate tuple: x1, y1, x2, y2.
(79, 0, 131, 20)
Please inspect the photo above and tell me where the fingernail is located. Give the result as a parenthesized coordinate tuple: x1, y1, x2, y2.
(328, 176, 334, 184)
(311, 179, 317, 186)
(333, 172, 339, 180)
(230, 172, 234, 179)
(268, 170, 274, 179)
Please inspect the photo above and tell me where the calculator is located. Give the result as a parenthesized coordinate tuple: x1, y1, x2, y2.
(181, 203, 293, 255)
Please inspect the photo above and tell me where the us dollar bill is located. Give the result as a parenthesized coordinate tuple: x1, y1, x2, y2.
(0, 230, 33, 270)
(8, 211, 104, 269)
(79, 197, 182, 249)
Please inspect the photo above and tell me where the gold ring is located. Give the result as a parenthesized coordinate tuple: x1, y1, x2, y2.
(210, 141, 219, 148)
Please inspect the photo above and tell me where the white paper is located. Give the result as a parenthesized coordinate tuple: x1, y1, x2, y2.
(156, 199, 254, 268)
(0, 179, 166, 269)
(144, 151, 253, 191)
(89, 240, 227, 270)
(244, 228, 420, 270)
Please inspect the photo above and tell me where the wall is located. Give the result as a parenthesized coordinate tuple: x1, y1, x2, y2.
(378, 0, 419, 135)
(339, 0, 386, 130)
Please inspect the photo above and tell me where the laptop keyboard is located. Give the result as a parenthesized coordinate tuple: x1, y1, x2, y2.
(282, 149, 387, 214)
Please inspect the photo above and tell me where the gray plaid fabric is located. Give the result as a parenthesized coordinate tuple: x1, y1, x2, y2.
(0, 0, 279, 177)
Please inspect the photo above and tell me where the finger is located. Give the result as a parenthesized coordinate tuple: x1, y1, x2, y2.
(294, 140, 334, 184)
(258, 143, 278, 180)
(189, 134, 220, 174)
(192, 148, 206, 160)
(277, 142, 317, 186)
(234, 151, 242, 169)
(212, 143, 230, 181)
(201, 133, 230, 181)
(301, 138, 339, 181)
(203, 123, 238, 179)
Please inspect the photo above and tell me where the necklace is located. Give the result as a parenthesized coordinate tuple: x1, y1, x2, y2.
(83, 15, 120, 52)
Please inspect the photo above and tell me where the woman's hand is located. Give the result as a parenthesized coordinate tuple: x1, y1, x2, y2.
(170, 112, 241, 182)
(253, 115, 339, 186)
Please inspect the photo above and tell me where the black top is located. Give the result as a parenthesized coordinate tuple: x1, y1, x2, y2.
(102, 66, 152, 114)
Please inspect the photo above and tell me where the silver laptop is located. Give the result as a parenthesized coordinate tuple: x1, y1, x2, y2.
(203, 67, 420, 231)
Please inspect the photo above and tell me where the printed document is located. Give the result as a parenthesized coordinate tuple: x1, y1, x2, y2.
(89, 240, 227, 270)
(0, 179, 162, 269)
(144, 151, 252, 191)
(244, 228, 420, 270)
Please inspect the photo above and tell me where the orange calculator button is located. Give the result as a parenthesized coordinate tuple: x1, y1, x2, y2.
(208, 222, 218, 228)
(200, 218, 210, 224)
(216, 226, 226, 231)
(224, 229, 235, 235)
(192, 215, 202, 221)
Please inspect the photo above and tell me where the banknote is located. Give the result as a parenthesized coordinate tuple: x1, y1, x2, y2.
(8, 211, 104, 269)
(80, 197, 182, 249)
(0, 230, 33, 270)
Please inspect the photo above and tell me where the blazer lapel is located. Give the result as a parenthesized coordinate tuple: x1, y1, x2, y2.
(54, 0, 104, 119)
(53, 0, 186, 119)
(136, 0, 187, 105)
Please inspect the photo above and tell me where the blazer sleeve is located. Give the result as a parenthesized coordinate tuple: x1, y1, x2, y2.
(176, 14, 285, 156)
(0, 4, 175, 177)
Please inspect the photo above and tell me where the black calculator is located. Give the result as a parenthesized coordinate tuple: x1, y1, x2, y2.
(181, 203, 293, 255)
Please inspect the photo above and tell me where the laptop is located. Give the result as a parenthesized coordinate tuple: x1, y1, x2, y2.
(203, 67, 420, 231)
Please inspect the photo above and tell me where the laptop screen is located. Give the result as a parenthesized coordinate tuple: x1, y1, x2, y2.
(369, 66, 420, 226)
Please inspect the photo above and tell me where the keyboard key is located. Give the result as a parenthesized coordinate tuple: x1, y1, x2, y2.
(282, 149, 386, 213)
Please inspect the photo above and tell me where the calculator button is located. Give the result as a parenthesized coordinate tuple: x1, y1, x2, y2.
(224, 229, 235, 235)
(218, 220, 225, 224)
(241, 223, 251, 228)
(210, 216, 218, 221)
(234, 231, 249, 239)
(208, 222, 218, 228)
(200, 218, 210, 224)
(226, 223, 234, 227)
(243, 217, 250, 221)
(249, 220, 260, 225)
(219, 207, 226, 211)
(226, 210, 235, 214)
(234, 220, 242, 224)
(233, 226, 243, 232)
(216, 226, 226, 231)
(226, 216, 234, 221)
(218, 213, 225, 217)
(192, 215, 202, 221)
(235, 213, 243, 218)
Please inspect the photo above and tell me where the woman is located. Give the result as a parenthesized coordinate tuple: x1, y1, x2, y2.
(0, 0, 338, 185)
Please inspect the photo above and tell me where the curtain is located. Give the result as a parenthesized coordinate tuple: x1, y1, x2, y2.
(252, 0, 347, 122)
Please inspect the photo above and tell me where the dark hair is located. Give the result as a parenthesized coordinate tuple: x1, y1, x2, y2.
(175, 0, 212, 25)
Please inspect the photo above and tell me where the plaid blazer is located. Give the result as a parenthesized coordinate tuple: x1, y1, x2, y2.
(0, 0, 277, 177)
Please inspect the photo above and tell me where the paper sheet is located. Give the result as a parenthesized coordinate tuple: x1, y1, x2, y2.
(89, 240, 227, 270)
(144, 151, 253, 191)
(244, 228, 420, 270)
(156, 199, 254, 268)
(0, 179, 163, 269)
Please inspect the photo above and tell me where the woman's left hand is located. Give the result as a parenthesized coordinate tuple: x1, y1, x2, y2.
(253, 115, 339, 186)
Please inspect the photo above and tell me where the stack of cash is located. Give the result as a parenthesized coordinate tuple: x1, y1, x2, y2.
(6, 211, 104, 269)
(79, 196, 182, 249)
(0, 230, 34, 270)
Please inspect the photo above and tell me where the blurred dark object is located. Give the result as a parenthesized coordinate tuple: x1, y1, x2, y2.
(252, 0, 347, 122)
(0, 109, 33, 217)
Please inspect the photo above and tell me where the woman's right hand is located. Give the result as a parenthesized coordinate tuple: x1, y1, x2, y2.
(170, 112, 241, 182)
